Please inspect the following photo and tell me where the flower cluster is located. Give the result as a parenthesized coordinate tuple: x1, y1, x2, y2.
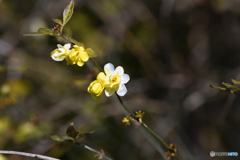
(51, 43, 94, 67)
(165, 144, 177, 159)
(135, 111, 145, 123)
(88, 63, 130, 100)
(122, 115, 134, 125)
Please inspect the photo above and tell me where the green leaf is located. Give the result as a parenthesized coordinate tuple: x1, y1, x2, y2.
(38, 28, 53, 35)
(23, 32, 48, 36)
(66, 122, 95, 140)
(66, 122, 79, 139)
(76, 131, 95, 140)
(23, 28, 53, 36)
(69, 37, 84, 47)
(53, 19, 63, 26)
(86, 48, 97, 58)
(231, 79, 240, 85)
(51, 135, 74, 142)
(63, 0, 74, 26)
(222, 82, 237, 90)
(209, 83, 227, 91)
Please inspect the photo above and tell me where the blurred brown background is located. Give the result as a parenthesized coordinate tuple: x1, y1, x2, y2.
(1, 0, 240, 159)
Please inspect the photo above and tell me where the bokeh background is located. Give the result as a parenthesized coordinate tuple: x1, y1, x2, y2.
(1, 0, 240, 159)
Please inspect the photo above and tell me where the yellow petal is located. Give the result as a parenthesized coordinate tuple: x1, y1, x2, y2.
(77, 60, 84, 66)
(80, 51, 89, 62)
(91, 93, 101, 100)
(92, 83, 101, 93)
(88, 81, 98, 93)
(97, 72, 106, 82)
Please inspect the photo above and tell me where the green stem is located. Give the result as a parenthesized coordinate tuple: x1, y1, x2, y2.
(90, 58, 104, 72)
(61, 35, 69, 42)
(141, 122, 169, 149)
(116, 93, 169, 150)
(116, 94, 135, 117)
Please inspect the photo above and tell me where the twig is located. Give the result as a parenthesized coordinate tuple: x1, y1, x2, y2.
(75, 142, 113, 160)
(0, 150, 60, 160)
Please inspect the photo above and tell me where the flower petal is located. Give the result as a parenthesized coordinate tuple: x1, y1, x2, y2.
(64, 43, 71, 50)
(97, 72, 106, 82)
(77, 60, 84, 66)
(104, 63, 114, 76)
(105, 87, 115, 97)
(117, 84, 127, 96)
(114, 66, 124, 75)
(121, 74, 130, 84)
(91, 93, 101, 100)
(51, 49, 65, 61)
(57, 44, 63, 48)
(80, 51, 89, 62)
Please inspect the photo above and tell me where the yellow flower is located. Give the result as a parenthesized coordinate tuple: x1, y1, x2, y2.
(165, 151, 175, 159)
(169, 143, 177, 153)
(104, 63, 130, 97)
(165, 144, 177, 159)
(135, 111, 145, 123)
(122, 116, 131, 125)
(66, 45, 89, 66)
(51, 44, 71, 61)
(88, 72, 107, 100)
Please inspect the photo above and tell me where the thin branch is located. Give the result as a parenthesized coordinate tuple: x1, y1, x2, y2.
(90, 58, 104, 72)
(0, 150, 60, 160)
(75, 142, 113, 160)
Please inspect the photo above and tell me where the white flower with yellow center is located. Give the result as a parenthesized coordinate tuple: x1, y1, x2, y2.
(104, 63, 130, 97)
(50, 43, 71, 61)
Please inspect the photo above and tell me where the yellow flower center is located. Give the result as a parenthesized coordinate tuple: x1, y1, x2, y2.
(111, 74, 120, 85)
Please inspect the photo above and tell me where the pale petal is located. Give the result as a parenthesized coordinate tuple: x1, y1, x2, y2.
(51, 50, 65, 61)
(105, 87, 115, 97)
(97, 72, 106, 82)
(104, 63, 114, 76)
(57, 44, 63, 48)
(121, 74, 130, 84)
(114, 66, 124, 75)
(117, 84, 127, 96)
(58, 48, 65, 53)
(64, 43, 71, 50)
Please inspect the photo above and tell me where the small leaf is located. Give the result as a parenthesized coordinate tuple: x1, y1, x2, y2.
(66, 122, 79, 139)
(69, 37, 84, 47)
(38, 28, 53, 35)
(231, 79, 240, 85)
(209, 83, 227, 91)
(23, 28, 53, 36)
(51, 135, 74, 142)
(63, 0, 74, 26)
(75, 131, 95, 140)
(53, 19, 63, 26)
(222, 82, 237, 90)
(23, 32, 48, 36)
(86, 48, 97, 58)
